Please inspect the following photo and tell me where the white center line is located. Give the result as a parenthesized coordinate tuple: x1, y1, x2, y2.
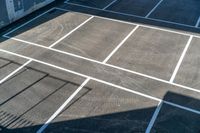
(145, 101, 163, 133)
(145, 0, 163, 18)
(103, 25, 139, 63)
(170, 35, 193, 83)
(49, 16, 94, 48)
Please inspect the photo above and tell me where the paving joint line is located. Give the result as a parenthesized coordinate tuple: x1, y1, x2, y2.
(49, 16, 94, 48)
(1, 48, 200, 116)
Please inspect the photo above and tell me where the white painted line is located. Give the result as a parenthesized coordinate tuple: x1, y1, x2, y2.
(37, 78, 90, 133)
(164, 101, 200, 115)
(170, 35, 193, 83)
(49, 16, 94, 48)
(0, 60, 32, 84)
(195, 16, 200, 28)
(102, 0, 118, 10)
(145, 101, 163, 133)
(0, 49, 161, 102)
(103, 25, 139, 63)
(145, 0, 163, 18)
(5, 36, 200, 94)
(1, 49, 200, 116)
(57, 5, 200, 39)
(65, 2, 200, 29)
(3, 8, 55, 36)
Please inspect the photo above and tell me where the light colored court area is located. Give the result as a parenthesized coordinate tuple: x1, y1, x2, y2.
(0, 0, 200, 132)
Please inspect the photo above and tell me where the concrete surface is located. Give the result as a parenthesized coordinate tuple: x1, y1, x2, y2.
(0, 0, 200, 133)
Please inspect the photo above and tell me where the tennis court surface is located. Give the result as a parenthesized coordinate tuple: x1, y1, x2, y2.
(0, 0, 200, 132)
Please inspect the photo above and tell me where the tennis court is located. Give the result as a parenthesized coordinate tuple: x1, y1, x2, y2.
(0, 0, 200, 132)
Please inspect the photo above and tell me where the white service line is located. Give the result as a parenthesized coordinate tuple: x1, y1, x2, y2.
(49, 16, 94, 48)
(57, 5, 200, 39)
(103, 25, 139, 63)
(37, 78, 91, 133)
(145, 0, 163, 18)
(65, 2, 200, 30)
(1, 49, 200, 116)
(170, 35, 193, 83)
(0, 60, 32, 84)
(145, 101, 163, 133)
(5, 36, 200, 94)
(195, 16, 200, 28)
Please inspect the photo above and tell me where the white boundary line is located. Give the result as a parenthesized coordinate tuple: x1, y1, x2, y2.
(145, 101, 163, 133)
(1, 49, 200, 116)
(195, 16, 200, 28)
(0, 60, 32, 84)
(64, 2, 200, 29)
(102, 25, 139, 63)
(145, 0, 163, 18)
(55, 6, 200, 39)
(170, 35, 193, 83)
(4, 36, 200, 95)
(37, 78, 91, 133)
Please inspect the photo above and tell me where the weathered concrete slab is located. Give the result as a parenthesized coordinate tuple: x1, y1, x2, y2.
(54, 17, 134, 61)
(107, 26, 189, 80)
(174, 37, 200, 90)
(1, 39, 200, 111)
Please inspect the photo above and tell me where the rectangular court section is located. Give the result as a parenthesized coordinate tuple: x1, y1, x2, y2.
(1, 42, 200, 133)
(1, 39, 200, 112)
